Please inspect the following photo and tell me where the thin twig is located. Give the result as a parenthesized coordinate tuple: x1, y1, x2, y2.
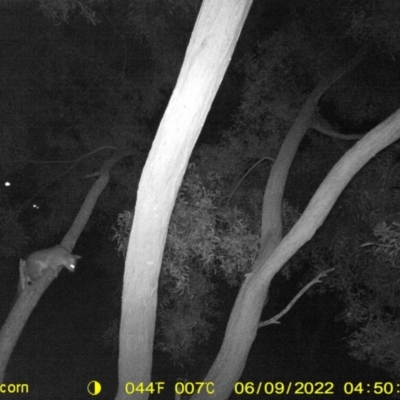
(258, 268, 335, 328)
(17, 146, 117, 212)
(226, 156, 275, 206)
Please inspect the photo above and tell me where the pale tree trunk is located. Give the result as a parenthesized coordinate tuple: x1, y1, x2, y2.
(0, 149, 128, 382)
(115, 1, 253, 399)
(192, 104, 400, 400)
(189, 53, 363, 400)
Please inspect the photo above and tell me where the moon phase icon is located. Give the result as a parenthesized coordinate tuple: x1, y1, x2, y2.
(87, 380, 102, 395)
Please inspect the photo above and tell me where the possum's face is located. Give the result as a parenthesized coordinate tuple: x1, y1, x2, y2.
(22, 246, 82, 284)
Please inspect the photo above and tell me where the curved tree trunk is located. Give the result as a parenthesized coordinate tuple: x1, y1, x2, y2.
(115, 1, 253, 399)
(188, 53, 360, 399)
(0, 149, 128, 382)
(114, 1, 400, 399)
(192, 106, 400, 399)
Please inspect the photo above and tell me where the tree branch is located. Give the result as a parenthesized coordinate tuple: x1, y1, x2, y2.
(0, 148, 129, 382)
(311, 113, 364, 140)
(17, 146, 117, 212)
(260, 51, 365, 253)
(226, 156, 275, 206)
(258, 268, 334, 328)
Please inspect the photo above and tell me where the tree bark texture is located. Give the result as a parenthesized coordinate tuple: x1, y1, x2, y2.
(191, 57, 400, 400)
(192, 110, 400, 399)
(115, 1, 253, 399)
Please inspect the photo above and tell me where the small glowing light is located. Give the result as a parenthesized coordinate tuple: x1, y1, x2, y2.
(32, 204, 40, 209)
(4, 181, 11, 187)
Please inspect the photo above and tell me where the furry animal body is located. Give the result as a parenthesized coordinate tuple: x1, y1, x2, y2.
(19, 245, 81, 288)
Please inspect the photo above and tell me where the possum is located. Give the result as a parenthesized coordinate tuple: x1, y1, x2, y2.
(19, 245, 81, 290)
